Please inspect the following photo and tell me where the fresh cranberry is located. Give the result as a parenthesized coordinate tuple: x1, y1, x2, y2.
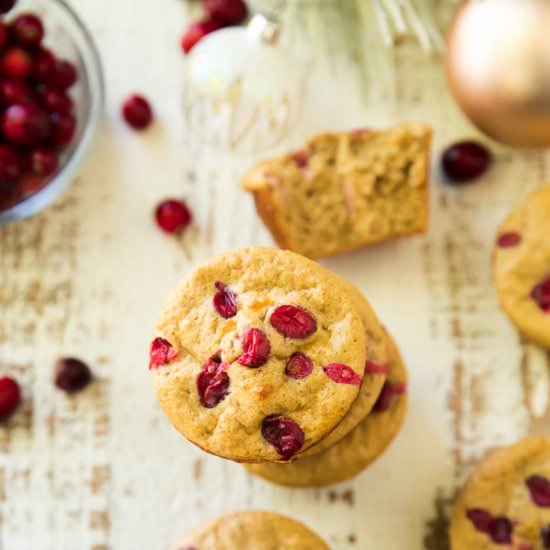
(50, 111, 76, 147)
(261, 415, 304, 459)
(155, 199, 192, 234)
(0, 79, 36, 105)
(0, 376, 21, 420)
(541, 524, 550, 549)
(497, 231, 521, 248)
(2, 103, 49, 145)
(149, 337, 178, 369)
(203, 0, 248, 24)
(238, 328, 271, 368)
(47, 59, 77, 89)
(121, 94, 153, 130)
(54, 358, 92, 393)
(11, 14, 44, 48)
(197, 354, 230, 408)
(39, 87, 73, 114)
(291, 150, 308, 168)
(526, 475, 550, 507)
(364, 360, 388, 375)
(0, 0, 15, 15)
(531, 276, 550, 313)
(33, 48, 55, 82)
(0, 21, 9, 50)
(285, 352, 313, 379)
(212, 281, 237, 318)
(181, 19, 225, 54)
(1, 47, 33, 79)
(28, 148, 57, 177)
(442, 141, 491, 183)
(270, 305, 317, 339)
(0, 144, 22, 185)
(323, 363, 362, 386)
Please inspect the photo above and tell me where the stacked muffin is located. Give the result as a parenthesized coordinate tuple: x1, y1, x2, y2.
(149, 247, 407, 486)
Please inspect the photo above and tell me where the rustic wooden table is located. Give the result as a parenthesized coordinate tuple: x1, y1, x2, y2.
(1, 1, 549, 549)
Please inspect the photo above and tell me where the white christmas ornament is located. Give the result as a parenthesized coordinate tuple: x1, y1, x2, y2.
(183, 15, 307, 154)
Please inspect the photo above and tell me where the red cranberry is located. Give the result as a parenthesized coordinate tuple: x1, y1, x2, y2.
(0, 0, 15, 14)
(291, 150, 308, 168)
(33, 48, 55, 82)
(0, 376, 21, 420)
(442, 141, 491, 183)
(47, 59, 77, 90)
(285, 352, 313, 379)
(203, 0, 248, 25)
(11, 14, 44, 48)
(181, 19, 225, 54)
(497, 231, 521, 248)
(0, 144, 22, 185)
(28, 148, 58, 177)
(526, 475, 550, 507)
(155, 199, 192, 234)
(197, 354, 230, 408)
(270, 305, 317, 339)
(39, 87, 73, 114)
(54, 358, 92, 393)
(50, 112, 76, 147)
(323, 363, 362, 386)
(531, 276, 550, 313)
(364, 360, 388, 375)
(0, 21, 9, 50)
(212, 281, 237, 318)
(19, 173, 47, 198)
(541, 524, 550, 549)
(261, 414, 304, 460)
(466, 509, 512, 544)
(149, 337, 178, 369)
(122, 94, 153, 130)
(0, 79, 36, 105)
(2, 103, 50, 146)
(466, 509, 493, 534)
(238, 328, 271, 368)
(1, 47, 33, 79)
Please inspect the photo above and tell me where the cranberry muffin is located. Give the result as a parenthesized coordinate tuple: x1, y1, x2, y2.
(450, 438, 550, 549)
(494, 184, 550, 349)
(174, 510, 329, 550)
(150, 247, 368, 463)
(245, 331, 407, 487)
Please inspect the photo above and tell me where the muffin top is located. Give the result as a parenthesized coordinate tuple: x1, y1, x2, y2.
(150, 247, 367, 462)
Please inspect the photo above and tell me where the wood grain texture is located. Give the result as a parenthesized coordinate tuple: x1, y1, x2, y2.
(0, 1, 549, 549)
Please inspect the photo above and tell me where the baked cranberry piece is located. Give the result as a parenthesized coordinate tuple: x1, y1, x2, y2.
(149, 337, 178, 369)
(323, 363, 362, 386)
(290, 150, 308, 168)
(54, 358, 92, 393)
(261, 414, 304, 459)
(270, 305, 317, 339)
(2, 103, 50, 146)
(203, 0, 248, 24)
(0, 144, 22, 186)
(155, 199, 192, 234)
(466, 509, 513, 544)
(0, 0, 16, 14)
(1, 47, 33, 79)
(531, 276, 550, 313)
(285, 352, 313, 379)
(212, 281, 237, 318)
(442, 141, 491, 183)
(0, 376, 21, 420)
(526, 475, 550, 507)
(181, 19, 225, 54)
(364, 359, 388, 375)
(197, 354, 230, 408)
(122, 94, 153, 130)
(28, 148, 58, 177)
(497, 231, 521, 248)
(238, 328, 270, 368)
(11, 14, 44, 48)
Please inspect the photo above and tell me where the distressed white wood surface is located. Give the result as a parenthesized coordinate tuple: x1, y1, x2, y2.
(1, 1, 550, 549)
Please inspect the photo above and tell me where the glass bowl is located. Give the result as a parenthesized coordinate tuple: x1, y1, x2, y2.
(0, 0, 104, 225)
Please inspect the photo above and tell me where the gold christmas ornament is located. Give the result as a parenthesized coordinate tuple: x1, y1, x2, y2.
(446, 0, 550, 148)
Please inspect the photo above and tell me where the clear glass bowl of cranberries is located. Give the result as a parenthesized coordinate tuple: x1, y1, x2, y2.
(0, 0, 103, 224)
